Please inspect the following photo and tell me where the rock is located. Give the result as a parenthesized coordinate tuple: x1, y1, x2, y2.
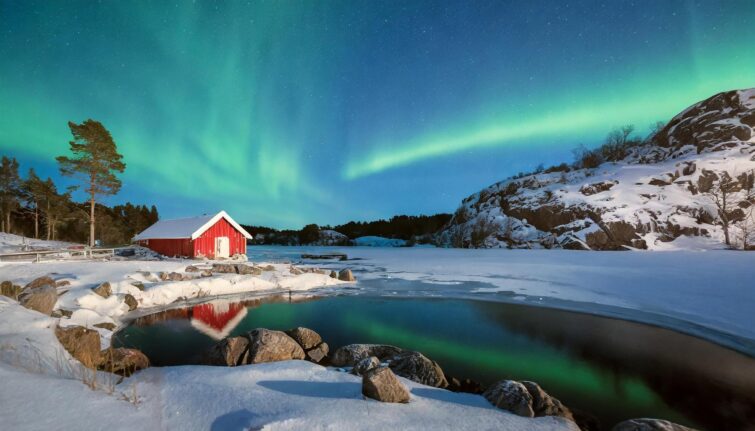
(329, 271, 337, 278)
(612, 418, 698, 431)
(123, 294, 138, 311)
(99, 347, 150, 376)
(92, 282, 112, 298)
(289, 267, 303, 275)
(351, 356, 380, 376)
(212, 263, 238, 274)
(580, 181, 616, 196)
(306, 342, 329, 363)
(331, 344, 403, 367)
(185, 265, 200, 272)
(18, 286, 57, 315)
(483, 380, 534, 417)
(285, 327, 323, 350)
(93, 322, 117, 331)
(261, 265, 275, 271)
(168, 272, 184, 281)
(362, 367, 410, 403)
(56, 280, 71, 287)
(245, 328, 305, 363)
(206, 336, 250, 366)
(200, 270, 213, 277)
(572, 408, 601, 431)
(1, 281, 22, 300)
(158, 272, 170, 281)
(24, 276, 56, 290)
(54, 326, 101, 368)
(521, 381, 574, 421)
(447, 376, 484, 394)
(236, 264, 262, 275)
(388, 351, 448, 388)
(337, 269, 356, 282)
(130, 281, 145, 291)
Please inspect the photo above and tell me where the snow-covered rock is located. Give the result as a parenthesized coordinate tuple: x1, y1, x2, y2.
(438, 88, 755, 250)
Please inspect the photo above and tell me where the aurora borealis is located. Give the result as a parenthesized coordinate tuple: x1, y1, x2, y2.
(1, 1, 754, 227)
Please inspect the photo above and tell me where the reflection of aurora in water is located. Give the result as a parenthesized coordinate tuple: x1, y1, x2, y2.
(116, 296, 755, 430)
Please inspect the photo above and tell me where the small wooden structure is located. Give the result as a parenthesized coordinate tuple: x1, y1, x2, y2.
(134, 211, 252, 259)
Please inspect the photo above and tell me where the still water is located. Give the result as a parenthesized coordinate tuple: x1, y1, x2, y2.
(114, 294, 755, 430)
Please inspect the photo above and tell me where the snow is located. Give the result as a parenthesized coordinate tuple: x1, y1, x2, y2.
(354, 236, 408, 247)
(0, 232, 76, 254)
(133, 210, 252, 240)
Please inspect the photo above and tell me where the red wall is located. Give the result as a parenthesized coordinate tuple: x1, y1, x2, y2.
(137, 238, 193, 258)
(193, 217, 247, 258)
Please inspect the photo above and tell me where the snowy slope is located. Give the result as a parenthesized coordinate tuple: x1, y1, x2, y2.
(0, 232, 77, 254)
(439, 88, 755, 250)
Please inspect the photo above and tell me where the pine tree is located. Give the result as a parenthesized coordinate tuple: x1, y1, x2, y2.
(57, 120, 125, 247)
(23, 168, 46, 239)
(0, 156, 21, 233)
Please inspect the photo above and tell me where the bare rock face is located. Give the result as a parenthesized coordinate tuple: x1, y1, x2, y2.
(236, 264, 262, 275)
(362, 367, 410, 403)
(123, 294, 138, 311)
(483, 380, 535, 417)
(351, 356, 380, 376)
(331, 344, 403, 367)
(92, 282, 112, 298)
(93, 322, 116, 331)
(388, 351, 448, 388)
(285, 327, 322, 350)
(99, 347, 150, 376)
(305, 342, 329, 363)
(612, 418, 698, 431)
(245, 329, 305, 363)
(206, 336, 250, 366)
(19, 286, 57, 315)
(24, 276, 56, 290)
(55, 326, 101, 368)
(338, 269, 356, 282)
(1, 281, 22, 300)
(521, 381, 574, 421)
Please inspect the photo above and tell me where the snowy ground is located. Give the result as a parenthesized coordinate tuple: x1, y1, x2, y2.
(251, 245, 755, 355)
(0, 232, 76, 254)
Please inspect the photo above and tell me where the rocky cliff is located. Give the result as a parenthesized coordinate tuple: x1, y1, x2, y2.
(438, 88, 755, 250)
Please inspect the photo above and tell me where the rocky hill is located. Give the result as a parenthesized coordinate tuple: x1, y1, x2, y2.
(438, 88, 755, 250)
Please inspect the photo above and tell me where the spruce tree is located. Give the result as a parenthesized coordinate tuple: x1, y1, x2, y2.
(0, 156, 21, 233)
(57, 120, 125, 247)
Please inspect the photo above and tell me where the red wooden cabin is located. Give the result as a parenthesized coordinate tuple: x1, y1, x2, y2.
(133, 211, 252, 258)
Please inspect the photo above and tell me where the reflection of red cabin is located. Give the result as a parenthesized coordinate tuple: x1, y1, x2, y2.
(190, 301, 247, 340)
(133, 210, 252, 259)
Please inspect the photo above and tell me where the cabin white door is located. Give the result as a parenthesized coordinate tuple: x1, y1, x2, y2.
(215, 236, 230, 258)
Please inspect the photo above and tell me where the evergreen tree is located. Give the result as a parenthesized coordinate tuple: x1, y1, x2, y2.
(0, 156, 21, 233)
(22, 168, 46, 238)
(56, 120, 125, 246)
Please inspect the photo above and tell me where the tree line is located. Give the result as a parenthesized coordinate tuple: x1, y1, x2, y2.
(0, 119, 158, 247)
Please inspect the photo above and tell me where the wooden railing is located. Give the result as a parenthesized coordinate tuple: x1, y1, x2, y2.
(0, 247, 119, 262)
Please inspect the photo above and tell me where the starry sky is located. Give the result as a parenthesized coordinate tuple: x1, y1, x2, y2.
(1, 1, 754, 228)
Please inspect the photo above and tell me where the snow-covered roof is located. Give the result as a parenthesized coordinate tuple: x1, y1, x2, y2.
(133, 211, 252, 241)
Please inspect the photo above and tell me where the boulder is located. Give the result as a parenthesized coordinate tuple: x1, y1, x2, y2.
(236, 265, 262, 275)
(246, 329, 305, 363)
(329, 271, 337, 279)
(185, 265, 200, 272)
(123, 294, 138, 311)
(24, 276, 56, 290)
(331, 344, 403, 367)
(447, 377, 484, 394)
(130, 281, 145, 291)
(338, 269, 356, 282)
(92, 282, 112, 298)
(1, 280, 22, 300)
(285, 327, 323, 350)
(351, 356, 380, 376)
(612, 418, 697, 431)
(290, 267, 303, 275)
(261, 265, 275, 271)
(521, 381, 574, 421)
(212, 263, 238, 274)
(99, 347, 150, 376)
(200, 270, 213, 277)
(54, 326, 101, 368)
(306, 342, 329, 363)
(388, 351, 448, 388)
(362, 367, 410, 403)
(19, 286, 57, 315)
(483, 380, 534, 417)
(206, 336, 250, 366)
(56, 280, 71, 287)
(168, 272, 184, 281)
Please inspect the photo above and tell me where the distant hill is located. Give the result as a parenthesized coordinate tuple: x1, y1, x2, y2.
(437, 88, 755, 250)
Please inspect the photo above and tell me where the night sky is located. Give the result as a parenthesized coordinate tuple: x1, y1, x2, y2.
(1, 1, 754, 228)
